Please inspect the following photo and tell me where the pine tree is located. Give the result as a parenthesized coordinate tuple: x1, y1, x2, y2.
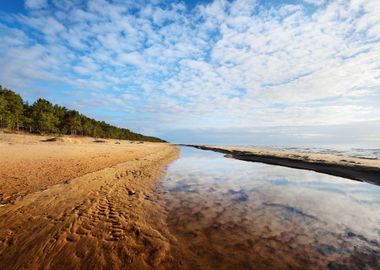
(0, 84, 165, 142)
(0, 87, 24, 130)
(63, 110, 82, 135)
(0, 94, 7, 129)
(22, 102, 33, 132)
(31, 99, 59, 133)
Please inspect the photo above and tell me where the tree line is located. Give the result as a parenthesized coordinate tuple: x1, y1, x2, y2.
(0, 85, 165, 142)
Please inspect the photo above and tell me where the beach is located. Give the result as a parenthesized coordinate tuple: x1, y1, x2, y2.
(2, 0, 379, 268)
(0, 133, 181, 269)
(1, 134, 380, 269)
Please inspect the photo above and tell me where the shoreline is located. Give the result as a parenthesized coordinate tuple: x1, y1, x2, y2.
(181, 144, 380, 186)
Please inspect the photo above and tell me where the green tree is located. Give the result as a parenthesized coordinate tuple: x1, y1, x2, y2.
(0, 87, 24, 130)
(0, 94, 6, 129)
(81, 117, 94, 136)
(53, 105, 68, 133)
(31, 99, 59, 133)
(63, 110, 82, 135)
(22, 102, 33, 132)
(0, 84, 165, 142)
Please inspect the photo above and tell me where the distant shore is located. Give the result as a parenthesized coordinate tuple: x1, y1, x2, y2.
(182, 144, 380, 186)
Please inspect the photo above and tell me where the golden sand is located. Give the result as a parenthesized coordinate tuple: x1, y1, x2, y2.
(0, 133, 182, 269)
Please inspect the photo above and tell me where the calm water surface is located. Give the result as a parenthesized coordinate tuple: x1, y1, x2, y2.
(160, 147, 380, 270)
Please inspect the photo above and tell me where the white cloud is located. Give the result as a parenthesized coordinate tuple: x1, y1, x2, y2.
(1, 0, 380, 144)
(25, 0, 47, 9)
(303, 0, 326, 6)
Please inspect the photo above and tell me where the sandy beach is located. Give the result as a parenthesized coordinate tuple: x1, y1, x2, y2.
(1, 135, 379, 269)
(0, 133, 182, 269)
(183, 145, 380, 186)
(2, 0, 379, 268)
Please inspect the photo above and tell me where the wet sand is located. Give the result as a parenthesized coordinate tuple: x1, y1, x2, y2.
(0, 133, 181, 269)
(183, 144, 380, 186)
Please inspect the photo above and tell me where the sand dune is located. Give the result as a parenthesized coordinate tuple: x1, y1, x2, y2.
(0, 133, 182, 269)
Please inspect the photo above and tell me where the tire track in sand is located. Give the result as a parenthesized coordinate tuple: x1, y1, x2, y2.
(0, 146, 180, 270)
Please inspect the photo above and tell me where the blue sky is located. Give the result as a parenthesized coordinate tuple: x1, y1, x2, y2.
(0, 0, 379, 146)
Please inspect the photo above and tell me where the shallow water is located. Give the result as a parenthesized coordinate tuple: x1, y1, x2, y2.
(160, 147, 380, 270)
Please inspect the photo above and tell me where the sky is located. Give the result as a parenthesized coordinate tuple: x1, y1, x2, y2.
(0, 0, 379, 147)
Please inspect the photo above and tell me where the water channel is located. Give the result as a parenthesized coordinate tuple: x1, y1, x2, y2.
(159, 146, 380, 269)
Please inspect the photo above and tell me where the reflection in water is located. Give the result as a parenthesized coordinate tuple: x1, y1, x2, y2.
(160, 147, 380, 269)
